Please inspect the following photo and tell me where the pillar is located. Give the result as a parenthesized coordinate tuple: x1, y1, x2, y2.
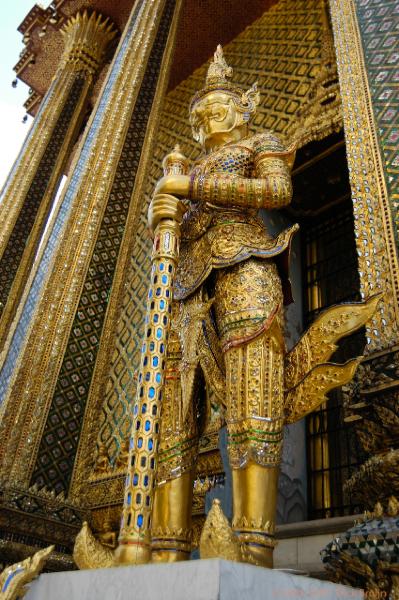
(327, 0, 399, 515)
(0, 11, 117, 350)
(329, 0, 399, 352)
(0, 0, 182, 510)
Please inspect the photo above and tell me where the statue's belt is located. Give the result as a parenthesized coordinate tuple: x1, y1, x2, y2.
(174, 223, 299, 302)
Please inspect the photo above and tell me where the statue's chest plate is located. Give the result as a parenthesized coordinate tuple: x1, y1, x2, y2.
(193, 145, 253, 177)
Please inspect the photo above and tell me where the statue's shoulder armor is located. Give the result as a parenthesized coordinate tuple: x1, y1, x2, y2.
(247, 130, 295, 169)
(248, 130, 287, 154)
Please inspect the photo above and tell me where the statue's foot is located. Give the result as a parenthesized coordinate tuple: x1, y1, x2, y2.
(240, 541, 274, 568)
(150, 522, 192, 563)
(151, 550, 190, 563)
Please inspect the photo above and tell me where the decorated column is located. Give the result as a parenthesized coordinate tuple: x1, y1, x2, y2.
(322, 1, 399, 582)
(0, 0, 183, 563)
(116, 148, 188, 565)
(0, 11, 117, 348)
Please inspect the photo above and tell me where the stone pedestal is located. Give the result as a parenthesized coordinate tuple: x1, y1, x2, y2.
(25, 559, 363, 600)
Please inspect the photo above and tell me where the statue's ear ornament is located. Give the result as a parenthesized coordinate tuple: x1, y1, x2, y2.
(241, 82, 260, 111)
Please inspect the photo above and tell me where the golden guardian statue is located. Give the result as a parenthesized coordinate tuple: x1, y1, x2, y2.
(75, 46, 380, 570)
(142, 46, 378, 568)
(147, 45, 298, 568)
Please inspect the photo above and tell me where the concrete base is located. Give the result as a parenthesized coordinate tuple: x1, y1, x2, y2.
(25, 559, 363, 600)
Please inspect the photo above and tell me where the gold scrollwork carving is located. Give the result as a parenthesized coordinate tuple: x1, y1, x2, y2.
(329, 0, 399, 350)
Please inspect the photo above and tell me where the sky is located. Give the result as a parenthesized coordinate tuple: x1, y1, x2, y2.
(0, 3, 37, 189)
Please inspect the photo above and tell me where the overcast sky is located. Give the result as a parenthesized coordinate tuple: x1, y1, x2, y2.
(0, 3, 36, 189)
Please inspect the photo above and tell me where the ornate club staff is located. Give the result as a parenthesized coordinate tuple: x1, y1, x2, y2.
(115, 147, 189, 565)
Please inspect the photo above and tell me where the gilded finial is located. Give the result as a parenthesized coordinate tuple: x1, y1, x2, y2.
(206, 44, 233, 86)
(162, 145, 190, 176)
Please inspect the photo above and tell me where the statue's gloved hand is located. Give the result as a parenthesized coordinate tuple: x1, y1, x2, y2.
(148, 192, 188, 237)
(154, 174, 190, 198)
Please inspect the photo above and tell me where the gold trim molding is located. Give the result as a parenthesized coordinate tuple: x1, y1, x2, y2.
(329, 0, 399, 351)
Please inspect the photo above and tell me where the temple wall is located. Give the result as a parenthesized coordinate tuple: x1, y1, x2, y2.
(1, 0, 398, 564)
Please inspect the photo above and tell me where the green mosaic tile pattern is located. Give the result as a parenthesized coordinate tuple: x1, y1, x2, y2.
(355, 0, 399, 246)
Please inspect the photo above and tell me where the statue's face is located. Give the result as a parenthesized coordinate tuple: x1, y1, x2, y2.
(190, 91, 239, 146)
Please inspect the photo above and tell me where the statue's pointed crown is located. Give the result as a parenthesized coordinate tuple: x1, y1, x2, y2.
(206, 44, 233, 86)
(190, 44, 260, 113)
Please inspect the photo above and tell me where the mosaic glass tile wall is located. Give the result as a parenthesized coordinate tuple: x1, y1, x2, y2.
(355, 0, 399, 246)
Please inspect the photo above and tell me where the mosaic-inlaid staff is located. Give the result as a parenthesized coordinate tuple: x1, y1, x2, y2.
(115, 146, 189, 565)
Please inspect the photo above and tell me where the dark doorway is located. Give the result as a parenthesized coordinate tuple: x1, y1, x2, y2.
(287, 131, 367, 520)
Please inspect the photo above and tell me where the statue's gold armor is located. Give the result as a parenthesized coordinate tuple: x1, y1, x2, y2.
(72, 46, 379, 571)
(139, 45, 378, 569)
(151, 69, 297, 566)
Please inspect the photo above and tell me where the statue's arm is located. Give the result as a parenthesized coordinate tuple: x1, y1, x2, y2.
(188, 135, 293, 210)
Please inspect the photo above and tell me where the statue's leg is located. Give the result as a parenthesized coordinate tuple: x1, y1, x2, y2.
(214, 258, 285, 568)
(151, 302, 199, 563)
